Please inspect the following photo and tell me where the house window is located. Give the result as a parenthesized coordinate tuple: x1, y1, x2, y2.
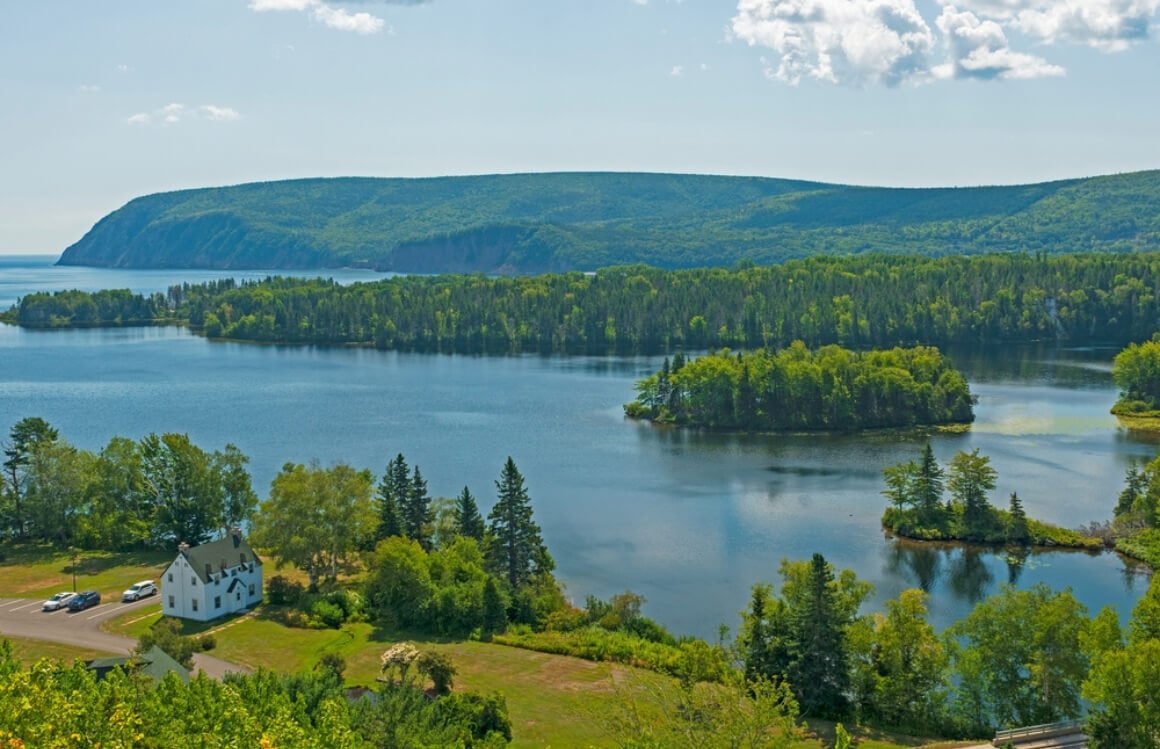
(191, 576, 197, 586)
(168, 572, 173, 582)
(192, 599, 199, 612)
(248, 584, 255, 596)
(168, 596, 175, 609)
(236, 591, 241, 602)
(214, 596, 221, 609)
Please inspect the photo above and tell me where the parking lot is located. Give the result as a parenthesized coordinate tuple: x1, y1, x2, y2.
(0, 595, 246, 677)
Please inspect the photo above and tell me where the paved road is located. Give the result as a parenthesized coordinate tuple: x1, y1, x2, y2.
(0, 595, 248, 679)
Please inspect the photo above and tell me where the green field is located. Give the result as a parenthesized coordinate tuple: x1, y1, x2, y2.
(0, 544, 171, 602)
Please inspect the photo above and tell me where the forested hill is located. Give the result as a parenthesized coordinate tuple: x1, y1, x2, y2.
(58, 170, 1160, 273)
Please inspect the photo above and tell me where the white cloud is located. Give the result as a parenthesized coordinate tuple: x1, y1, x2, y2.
(312, 4, 386, 33)
(1009, 0, 1159, 51)
(200, 105, 242, 121)
(670, 64, 684, 76)
(731, 0, 937, 86)
(162, 102, 185, 124)
(250, 0, 387, 34)
(124, 103, 241, 126)
(78, 84, 101, 93)
(116, 64, 132, 73)
(935, 6, 1065, 79)
(732, 0, 1157, 86)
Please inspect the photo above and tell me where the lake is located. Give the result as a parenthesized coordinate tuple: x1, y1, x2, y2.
(1, 255, 1155, 638)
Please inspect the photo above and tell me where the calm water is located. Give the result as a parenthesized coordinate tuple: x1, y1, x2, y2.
(1, 255, 1156, 638)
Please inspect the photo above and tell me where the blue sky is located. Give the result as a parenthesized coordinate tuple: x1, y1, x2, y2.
(2, 0, 1159, 253)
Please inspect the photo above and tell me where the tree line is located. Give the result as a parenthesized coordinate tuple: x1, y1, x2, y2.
(8, 252, 1160, 354)
(737, 550, 1160, 747)
(1, 417, 256, 550)
(625, 343, 973, 432)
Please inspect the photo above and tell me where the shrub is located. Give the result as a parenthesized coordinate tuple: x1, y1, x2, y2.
(266, 575, 305, 606)
(544, 605, 586, 632)
(310, 600, 346, 629)
(197, 634, 216, 651)
(418, 650, 457, 696)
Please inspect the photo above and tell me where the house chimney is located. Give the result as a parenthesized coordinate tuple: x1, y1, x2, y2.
(178, 542, 190, 557)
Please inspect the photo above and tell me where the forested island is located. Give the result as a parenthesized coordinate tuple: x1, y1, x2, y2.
(624, 344, 973, 432)
(54, 170, 1160, 273)
(5, 415, 1160, 748)
(9, 252, 1160, 356)
(1111, 336, 1160, 431)
(880, 444, 1100, 548)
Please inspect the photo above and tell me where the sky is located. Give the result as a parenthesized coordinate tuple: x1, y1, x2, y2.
(2, 0, 1159, 254)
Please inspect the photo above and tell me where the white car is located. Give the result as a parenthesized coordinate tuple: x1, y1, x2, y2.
(42, 591, 77, 611)
(121, 580, 157, 602)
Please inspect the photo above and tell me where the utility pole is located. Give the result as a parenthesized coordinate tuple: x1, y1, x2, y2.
(71, 547, 78, 592)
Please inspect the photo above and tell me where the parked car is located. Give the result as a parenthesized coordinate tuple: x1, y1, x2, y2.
(121, 580, 157, 602)
(68, 590, 101, 611)
(42, 591, 77, 611)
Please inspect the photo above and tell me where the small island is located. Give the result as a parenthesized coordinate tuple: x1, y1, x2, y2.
(624, 342, 974, 432)
(1111, 335, 1160, 432)
(881, 444, 1101, 550)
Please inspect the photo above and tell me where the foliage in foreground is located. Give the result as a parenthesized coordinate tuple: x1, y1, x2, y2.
(0, 639, 511, 748)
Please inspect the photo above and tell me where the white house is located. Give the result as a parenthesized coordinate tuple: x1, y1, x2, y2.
(162, 529, 263, 621)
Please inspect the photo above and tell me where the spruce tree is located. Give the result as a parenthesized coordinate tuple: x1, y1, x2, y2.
(1008, 492, 1030, 544)
(376, 453, 408, 540)
(455, 485, 485, 542)
(401, 465, 433, 550)
(914, 443, 945, 524)
(485, 457, 553, 588)
(788, 553, 849, 718)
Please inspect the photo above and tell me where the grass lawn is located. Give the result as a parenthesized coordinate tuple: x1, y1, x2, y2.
(0, 543, 171, 603)
(2, 635, 112, 665)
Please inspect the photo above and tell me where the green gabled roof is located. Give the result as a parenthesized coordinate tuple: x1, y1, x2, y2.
(87, 646, 191, 684)
(183, 532, 262, 584)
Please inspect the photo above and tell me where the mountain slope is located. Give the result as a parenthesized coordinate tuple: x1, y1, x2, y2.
(57, 171, 1160, 272)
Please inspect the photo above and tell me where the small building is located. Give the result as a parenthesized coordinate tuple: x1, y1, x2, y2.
(86, 646, 191, 684)
(162, 529, 263, 621)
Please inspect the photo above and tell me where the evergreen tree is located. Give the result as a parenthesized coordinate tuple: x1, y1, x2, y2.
(481, 576, 507, 636)
(1007, 492, 1030, 544)
(741, 583, 785, 685)
(485, 457, 553, 588)
(376, 453, 408, 540)
(401, 465, 433, 550)
(454, 485, 485, 542)
(788, 553, 850, 719)
(914, 443, 945, 523)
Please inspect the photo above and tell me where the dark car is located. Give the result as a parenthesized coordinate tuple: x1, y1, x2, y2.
(68, 590, 101, 611)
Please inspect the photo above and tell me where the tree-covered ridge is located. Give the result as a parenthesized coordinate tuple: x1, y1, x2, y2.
(10, 252, 1160, 355)
(625, 344, 973, 432)
(56, 170, 1160, 272)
